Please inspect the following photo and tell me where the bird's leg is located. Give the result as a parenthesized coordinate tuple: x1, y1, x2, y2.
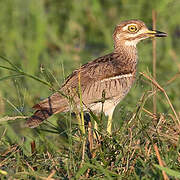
(106, 107, 115, 134)
(107, 114, 113, 134)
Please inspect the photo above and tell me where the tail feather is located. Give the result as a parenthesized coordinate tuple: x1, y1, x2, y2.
(25, 109, 53, 128)
(25, 92, 69, 128)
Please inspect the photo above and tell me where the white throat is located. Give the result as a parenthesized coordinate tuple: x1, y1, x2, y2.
(124, 40, 139, 47)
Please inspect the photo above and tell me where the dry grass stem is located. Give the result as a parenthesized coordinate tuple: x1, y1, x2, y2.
(166, 72, 180, 85)
(0, 144, 19, 167)
(25, 161, 34, 172)
(45, 170, 56, 180)
(142, 107, 157, 119)
(87, 120, 93, 154)
(31, 140, 36, 154)
(80, 139, 86, 168)
(140, 72, 180, 127)
(0, 116, 28, 122)
(153, 144, 169, 180)
(152, 9, 157, 117)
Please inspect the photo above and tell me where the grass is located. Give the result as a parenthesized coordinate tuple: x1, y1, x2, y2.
(0, 99, 179, 179)
(0, 0, 180, 179)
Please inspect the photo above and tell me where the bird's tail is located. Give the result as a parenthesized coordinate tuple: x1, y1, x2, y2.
(25, 92, 68, 128)
(25, 108, 53, 128)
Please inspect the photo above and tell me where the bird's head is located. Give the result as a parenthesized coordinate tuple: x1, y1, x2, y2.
(113, 20, 167, 47)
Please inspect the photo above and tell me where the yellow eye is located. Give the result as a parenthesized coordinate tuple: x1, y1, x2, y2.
(128, 25, 138, 32)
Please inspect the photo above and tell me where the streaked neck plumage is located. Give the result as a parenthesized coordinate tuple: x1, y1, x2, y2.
(114, 42, 138, 74)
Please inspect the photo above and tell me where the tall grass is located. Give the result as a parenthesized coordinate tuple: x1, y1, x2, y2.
(0, 0, 180, 179)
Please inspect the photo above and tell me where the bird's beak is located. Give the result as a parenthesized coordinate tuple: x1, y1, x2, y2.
(145, 30, 167, 37)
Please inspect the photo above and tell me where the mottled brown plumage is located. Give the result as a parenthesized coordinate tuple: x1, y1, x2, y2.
(26, 20, 167, 132)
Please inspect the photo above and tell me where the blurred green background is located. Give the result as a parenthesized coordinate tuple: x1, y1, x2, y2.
(0, 0, 179, 152)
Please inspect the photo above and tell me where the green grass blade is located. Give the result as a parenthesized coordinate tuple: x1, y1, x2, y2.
(75, 164, 88, 179)
(0, 74, 24, 81)
(154, 164, 180, 178)
(0, 65, 18, 72)
(0, 55, 22, 72)
(78, 72, 85, 135)
(20, 72, 51, 87)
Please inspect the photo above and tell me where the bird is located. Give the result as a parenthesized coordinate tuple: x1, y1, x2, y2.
(25, 19, 167, 134)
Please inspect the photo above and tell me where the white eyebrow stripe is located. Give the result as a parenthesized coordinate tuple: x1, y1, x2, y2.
(101, 73, 133, 82)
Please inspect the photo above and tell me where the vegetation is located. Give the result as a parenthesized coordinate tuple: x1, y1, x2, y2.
(0, 0, 180, 179)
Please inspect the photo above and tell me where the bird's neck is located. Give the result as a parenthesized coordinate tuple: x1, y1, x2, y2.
(114, 44, 137, 58)
(114, 44, 138, 73)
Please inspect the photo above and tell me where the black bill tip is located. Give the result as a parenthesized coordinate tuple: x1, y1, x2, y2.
(154, 30, 167, 37)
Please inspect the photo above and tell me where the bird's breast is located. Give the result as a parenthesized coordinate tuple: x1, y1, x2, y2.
(82, 72, 136, 104)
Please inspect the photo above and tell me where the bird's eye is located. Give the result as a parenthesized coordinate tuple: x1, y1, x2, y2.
(128, 25, 138, 32)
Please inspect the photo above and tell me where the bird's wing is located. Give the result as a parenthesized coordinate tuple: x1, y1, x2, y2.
(61, 52, 130, 91)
